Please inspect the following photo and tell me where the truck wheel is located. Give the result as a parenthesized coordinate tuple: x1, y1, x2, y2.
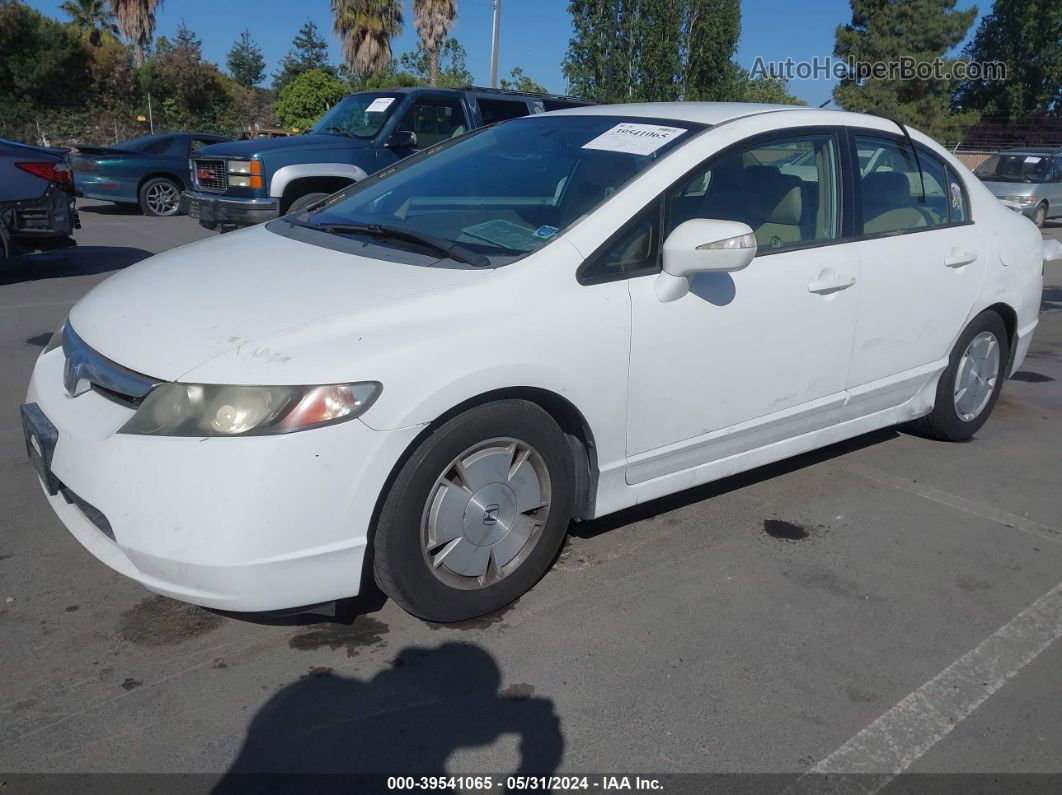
(139, 177, 182, 217)
(286, 192, 331, 215)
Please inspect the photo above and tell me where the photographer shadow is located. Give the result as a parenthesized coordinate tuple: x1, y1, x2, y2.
(215, 642, 563, 792)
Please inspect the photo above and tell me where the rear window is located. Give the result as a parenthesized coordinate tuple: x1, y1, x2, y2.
(478, 98, 531, 125)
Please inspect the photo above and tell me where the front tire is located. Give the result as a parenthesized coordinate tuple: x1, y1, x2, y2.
(1032, 203, 1047, 228)
(139, 177, 182, 216)
(914, 311, 1009, 441)
(373, 400, 575, 622)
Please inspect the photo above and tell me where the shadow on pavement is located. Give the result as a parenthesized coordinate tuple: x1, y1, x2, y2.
(1, 245, 153, 285)
(77, 202, 142, 215)
(215, 642, 563, 787)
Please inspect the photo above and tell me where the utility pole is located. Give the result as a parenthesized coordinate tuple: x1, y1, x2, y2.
(490, 0, 501, 88)
(147, 93, 155, 134)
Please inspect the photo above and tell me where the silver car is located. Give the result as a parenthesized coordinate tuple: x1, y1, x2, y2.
(975, 147, 1062, 227)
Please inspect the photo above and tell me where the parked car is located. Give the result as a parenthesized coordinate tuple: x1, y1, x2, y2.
(0, 137, 78, 244)
(180, 86, 592, 230)
(24, 103, 1044, 622)
(975, 147, 1062, 227)
(72, 132, 230, 216)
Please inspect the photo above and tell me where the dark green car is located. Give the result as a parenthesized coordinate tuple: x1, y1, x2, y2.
(72, 132, 229, 216)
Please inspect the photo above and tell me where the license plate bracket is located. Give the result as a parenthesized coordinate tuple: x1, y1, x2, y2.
(21, 403, 60, 495)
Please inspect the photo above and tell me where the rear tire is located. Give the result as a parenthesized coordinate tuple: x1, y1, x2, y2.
(914, 310, 1009, 441)
(139, 177, 182, 216)
(286, 192, 331, 215)
(373, 400, 575, 622)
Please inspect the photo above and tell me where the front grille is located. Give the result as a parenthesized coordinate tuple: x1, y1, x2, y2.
(193, 159, 228, 193)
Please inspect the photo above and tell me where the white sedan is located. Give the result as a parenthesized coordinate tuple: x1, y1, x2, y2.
(23, 103, 1044, 622)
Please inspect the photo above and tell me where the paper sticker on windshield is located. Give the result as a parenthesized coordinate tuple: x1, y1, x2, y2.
(582, 123, 687, 156)
(1024, 156, 1043, 164)
(366, 97, 395, 113)
(534, 225, 559, 240)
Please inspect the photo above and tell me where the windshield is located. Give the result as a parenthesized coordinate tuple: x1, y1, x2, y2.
(310, 92, 401, 138)
(975, 153, 1052, 183)
(298, 115, 703, 264)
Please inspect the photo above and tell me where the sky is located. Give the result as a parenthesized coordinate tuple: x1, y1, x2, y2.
(26, 0, 983, 107)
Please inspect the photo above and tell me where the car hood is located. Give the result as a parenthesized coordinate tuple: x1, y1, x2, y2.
(196, 135, 372, 159)
(979, 179, 1037, 196)
(68, 224, 488, 381)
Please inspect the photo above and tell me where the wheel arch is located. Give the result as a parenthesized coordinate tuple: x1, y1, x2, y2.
(137, 171, 185, 194)
(365, 387, 600, 563)
(279, 176, 355, 213)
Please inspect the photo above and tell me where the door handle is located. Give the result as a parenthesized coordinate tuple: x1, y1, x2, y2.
(944, 250, 977, 268)
(807, 275, 856, 294)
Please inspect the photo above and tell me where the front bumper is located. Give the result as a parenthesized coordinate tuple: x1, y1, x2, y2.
(24, 347, 420, 612)
(998, 199, 1039, 217)
(0, 185, 78, 238)
(181, 190, 280, 230)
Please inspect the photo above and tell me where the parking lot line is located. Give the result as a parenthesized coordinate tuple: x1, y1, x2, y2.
(790, 581, 1062, 792)
(850, 462, 1062, 545)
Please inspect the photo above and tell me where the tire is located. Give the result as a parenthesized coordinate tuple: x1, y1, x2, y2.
(139, 177, 182, 216)
(373, 400, 575, 622)
(286, 192, 331, 215)
(1032, 203, 1047, 228)
(914, 310, 1009, 442)
(0, 222, 10, 263)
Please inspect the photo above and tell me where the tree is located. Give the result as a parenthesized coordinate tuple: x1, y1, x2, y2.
(0, 1, 91, 107)
(60, 0, 119, 46)
(413, 0, 457, 87)
(227, 30, 265, 88)
(735, 68, 806, 105)
(139, 22, 232, 130)
(273, 20, 335, 91)
(109, 0, 161, 66)
(500, 67, 547, 93)
(833, 0, 979, 143)
(274, 68, 348, 131)
(332, 0, 403, 76)
(563, 0, 740, 103)
(955, 0, 1062, 118)
(398, 38, 473, 87)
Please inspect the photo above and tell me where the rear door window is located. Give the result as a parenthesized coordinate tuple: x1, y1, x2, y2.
(854, 135, 951, 234)
(478, 98, 532, 125)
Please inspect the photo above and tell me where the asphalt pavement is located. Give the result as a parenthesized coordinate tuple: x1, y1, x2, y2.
(1, 200, 1061, 787)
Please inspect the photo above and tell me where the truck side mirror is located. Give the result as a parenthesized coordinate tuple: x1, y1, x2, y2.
(387, 130, 417, 149)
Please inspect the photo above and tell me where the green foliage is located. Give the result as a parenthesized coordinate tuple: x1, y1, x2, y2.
(398, 38, 473, 87)
(273, 20, 335, 91)
(333, 0, 404, 75)
(227, 30, 265, 88)
(0, 0, 92, 107)
(734, 69, 806, 105)
(833, 0, 979, 144)
(563, 0, 740, 102)
(500, 68, 547, 94)
(275, 68, 349, 131)
(60, 0, 119, 46)
(955, 0, 1062, 118)
(138, 22, 232, 132)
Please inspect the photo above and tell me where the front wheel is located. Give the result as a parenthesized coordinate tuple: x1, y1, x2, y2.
(914, 311, 1009, 441)
(139, 177, 182, 216)
(1032, 203, 1047, 228)
(373, 400, 575, 622)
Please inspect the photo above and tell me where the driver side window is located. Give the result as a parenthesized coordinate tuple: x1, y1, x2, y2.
(396, 96, 468, 148)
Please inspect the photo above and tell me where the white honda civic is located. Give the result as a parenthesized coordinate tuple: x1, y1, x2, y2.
(23, 103, 1044, 622)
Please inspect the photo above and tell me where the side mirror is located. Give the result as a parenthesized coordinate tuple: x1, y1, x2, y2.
(655, 219, 757, 302)
(387, 130, 417, 149)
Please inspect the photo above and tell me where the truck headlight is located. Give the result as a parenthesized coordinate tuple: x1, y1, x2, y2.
(118, 382, 381, 437)
(227, 159, 262, 189)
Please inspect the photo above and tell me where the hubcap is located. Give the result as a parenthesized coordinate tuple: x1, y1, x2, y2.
(147, 182, 179, 215)
(422, 438, 551, 590)
(954, 330, 1000, 422)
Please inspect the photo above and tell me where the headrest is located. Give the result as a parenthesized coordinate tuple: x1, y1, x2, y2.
(863, 171, 910, 207)
(744, 166, 802, 225)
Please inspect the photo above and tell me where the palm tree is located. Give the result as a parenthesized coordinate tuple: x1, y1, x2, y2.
(332, 0, 403, 76)
(109, 0, 162, 66)
(414, 0, 457, 87)
(60, 0, 120, 47)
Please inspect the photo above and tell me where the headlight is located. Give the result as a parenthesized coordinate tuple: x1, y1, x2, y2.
(227, 159, 261, 175)
(1001, 195, 1035, 204)
(42, 318, 66, 355)
(118, 382, 381, 437)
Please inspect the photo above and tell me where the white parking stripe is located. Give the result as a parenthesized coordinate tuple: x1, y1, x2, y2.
(788, 582, 1062, 794)
(852, 463, 1062, 545)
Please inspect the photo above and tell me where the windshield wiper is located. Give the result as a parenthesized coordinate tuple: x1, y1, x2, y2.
(291, 221, 491, 267)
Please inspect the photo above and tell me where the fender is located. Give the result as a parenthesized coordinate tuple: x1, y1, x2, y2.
(269, 163, 369, 199)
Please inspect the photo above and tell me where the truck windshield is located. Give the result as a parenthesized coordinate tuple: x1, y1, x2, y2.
(310, 93, 401, 139)
(296, 114, 703, 264)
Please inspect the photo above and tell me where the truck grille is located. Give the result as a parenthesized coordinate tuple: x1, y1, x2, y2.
(193, 159, 227, 192)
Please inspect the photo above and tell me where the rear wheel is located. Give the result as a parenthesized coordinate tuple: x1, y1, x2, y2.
(914, 311, 1009, 441)
(286, 192, 331, 215)
(373, 400, 575, 622)
(1032, 203, 1047, 228)
(139, 177, 182, 216)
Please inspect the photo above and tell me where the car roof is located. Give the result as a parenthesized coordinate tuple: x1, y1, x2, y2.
(544, 101, 811, 125)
